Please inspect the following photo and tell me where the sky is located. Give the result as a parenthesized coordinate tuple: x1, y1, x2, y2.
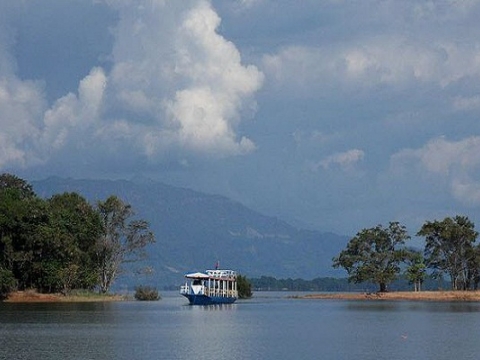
(2, 0, 480, 237)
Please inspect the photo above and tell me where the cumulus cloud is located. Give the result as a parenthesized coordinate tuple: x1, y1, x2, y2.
(391, 136, 480, 205)
(0, 77, 46, 168)
(41, 67, 107, 151)
(107, 0, 263, 157)
(164, 1, 262, 155)
(0, 0, 263, 172)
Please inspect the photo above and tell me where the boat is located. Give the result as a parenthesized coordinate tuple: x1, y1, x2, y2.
(180, 269, 238, 305)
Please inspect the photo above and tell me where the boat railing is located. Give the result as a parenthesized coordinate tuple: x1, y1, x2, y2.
(206, 270, 237, 279)
(204, 288, 238, 298)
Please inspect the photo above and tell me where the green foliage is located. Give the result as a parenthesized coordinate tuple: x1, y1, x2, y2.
(404, 250, 426, 291)
(237, 274, 252, 299)
(418, 215, 479, 290)
(134, 285, 160, 301)
(0, 173, 35, 199)
(0, 179, 49, 289)
(0, 267, 17, 300)
(333, 222, 412, 292)
(0, 173, 155, 297)
(250, 275, 448, 292)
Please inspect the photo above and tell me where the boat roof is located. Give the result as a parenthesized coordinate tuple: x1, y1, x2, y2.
(184, 269, 236, 279)
(184, 272, 210, 279)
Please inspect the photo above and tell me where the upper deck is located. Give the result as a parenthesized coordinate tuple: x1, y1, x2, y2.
(206, 269, 236, 279)
(184, 269, 237, 280)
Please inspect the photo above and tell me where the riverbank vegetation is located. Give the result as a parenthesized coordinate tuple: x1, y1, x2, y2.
(237, 274, 253, 298)
(0, 173, 155, 300)
(250, 274, 448, 292)
(333, 217, 480, 293)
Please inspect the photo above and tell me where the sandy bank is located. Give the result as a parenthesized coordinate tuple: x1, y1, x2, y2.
(299, 291, 480, 302)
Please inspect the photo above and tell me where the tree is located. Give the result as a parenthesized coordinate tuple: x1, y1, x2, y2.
(0, 267, 16, 300)
(44, 192, 103, 292)
(333, 222, 411, 292)
(237, 274, 252, 299)
(0, 173, 35, 199)
(404, 250, 426, 292)
(96, 196, 155, 293)
(417, 215, 478, 290)
(467, 245, 480, 290)
(0, 176, 48, 290)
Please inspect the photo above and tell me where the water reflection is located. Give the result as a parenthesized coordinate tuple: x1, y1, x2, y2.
(2, 294, 480, 360)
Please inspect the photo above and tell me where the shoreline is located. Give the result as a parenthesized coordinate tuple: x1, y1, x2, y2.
(3, 290, 127, 303)
(298, 290, 480, 302)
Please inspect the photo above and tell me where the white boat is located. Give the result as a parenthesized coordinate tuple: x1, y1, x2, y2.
(180, 269, 238, 305)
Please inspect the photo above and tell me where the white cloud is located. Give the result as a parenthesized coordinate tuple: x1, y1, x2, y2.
(0, 76, 45, 168)
(163, 1, 263, 155)
(41, 67, 107, 151)
(0, 0, 263, 172)
(391, 136, 480, 205)
(107, 0, 263, 157)
(263, 37, 480, 93)
(316, 149, 365, 171)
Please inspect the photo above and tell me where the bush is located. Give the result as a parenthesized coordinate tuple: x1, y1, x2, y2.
(0, 268, 17, 300)
(134, 286, 160, 301)
(237, 275, 253, 299)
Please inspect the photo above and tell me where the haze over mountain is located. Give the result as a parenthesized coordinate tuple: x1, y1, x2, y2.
(32, 177, 348, 287)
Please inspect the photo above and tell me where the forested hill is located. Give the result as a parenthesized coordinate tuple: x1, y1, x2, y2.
(32, 177, 348, 287)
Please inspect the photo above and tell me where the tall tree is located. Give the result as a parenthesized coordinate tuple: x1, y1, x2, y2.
(96, 196, 155, 293)
(417, 215, 478, 290)
(404, 250, 426, 292)
(333, 222, 411, 292)
(0, 175, 48, 290)
(34, 192, 103, 293)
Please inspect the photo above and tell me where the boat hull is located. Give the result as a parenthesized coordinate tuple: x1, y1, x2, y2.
(182, 293, 237, 305)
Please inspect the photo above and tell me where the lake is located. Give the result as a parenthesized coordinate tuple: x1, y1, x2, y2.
(1, 291, 480, 360)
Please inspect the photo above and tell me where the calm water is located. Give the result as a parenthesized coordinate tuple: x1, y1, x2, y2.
(1, 291, 480, 360)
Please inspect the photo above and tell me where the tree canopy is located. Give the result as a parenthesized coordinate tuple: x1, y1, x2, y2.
(333, 222, 412, 292)
(334, 216, 480, 292)
(417, 215, 479, 290)
(0, 173, 155, 298)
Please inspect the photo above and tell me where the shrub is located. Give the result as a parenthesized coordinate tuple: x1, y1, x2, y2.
(134, 286, 160, 301)
(0, 268, 17, 300)
(237, 275, 253, 299)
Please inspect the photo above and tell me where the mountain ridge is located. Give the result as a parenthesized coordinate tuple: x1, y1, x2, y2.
(32, 177, 348, 287)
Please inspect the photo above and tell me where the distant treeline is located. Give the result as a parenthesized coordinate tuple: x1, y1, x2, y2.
(250, 275, 449, 292)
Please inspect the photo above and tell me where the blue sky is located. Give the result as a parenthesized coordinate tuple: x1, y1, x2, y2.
(2, 0, 480, 236)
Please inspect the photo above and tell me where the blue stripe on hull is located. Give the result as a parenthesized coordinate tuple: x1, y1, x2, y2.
(183, 294, 237, 305)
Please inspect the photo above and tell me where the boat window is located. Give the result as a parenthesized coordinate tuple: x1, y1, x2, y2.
(193, 279, 202, 286)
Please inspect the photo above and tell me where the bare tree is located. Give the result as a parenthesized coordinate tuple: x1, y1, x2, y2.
(96, 196, 155, 293)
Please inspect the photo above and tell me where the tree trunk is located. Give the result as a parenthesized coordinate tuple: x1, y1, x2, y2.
(379, 283, 387, 292)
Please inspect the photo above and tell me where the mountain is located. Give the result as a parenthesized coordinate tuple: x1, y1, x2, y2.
(32, 177, 348, 287)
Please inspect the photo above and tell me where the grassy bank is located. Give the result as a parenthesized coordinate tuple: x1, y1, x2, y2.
(300, 291, 480, 302)
(4, 290, 128, 303)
